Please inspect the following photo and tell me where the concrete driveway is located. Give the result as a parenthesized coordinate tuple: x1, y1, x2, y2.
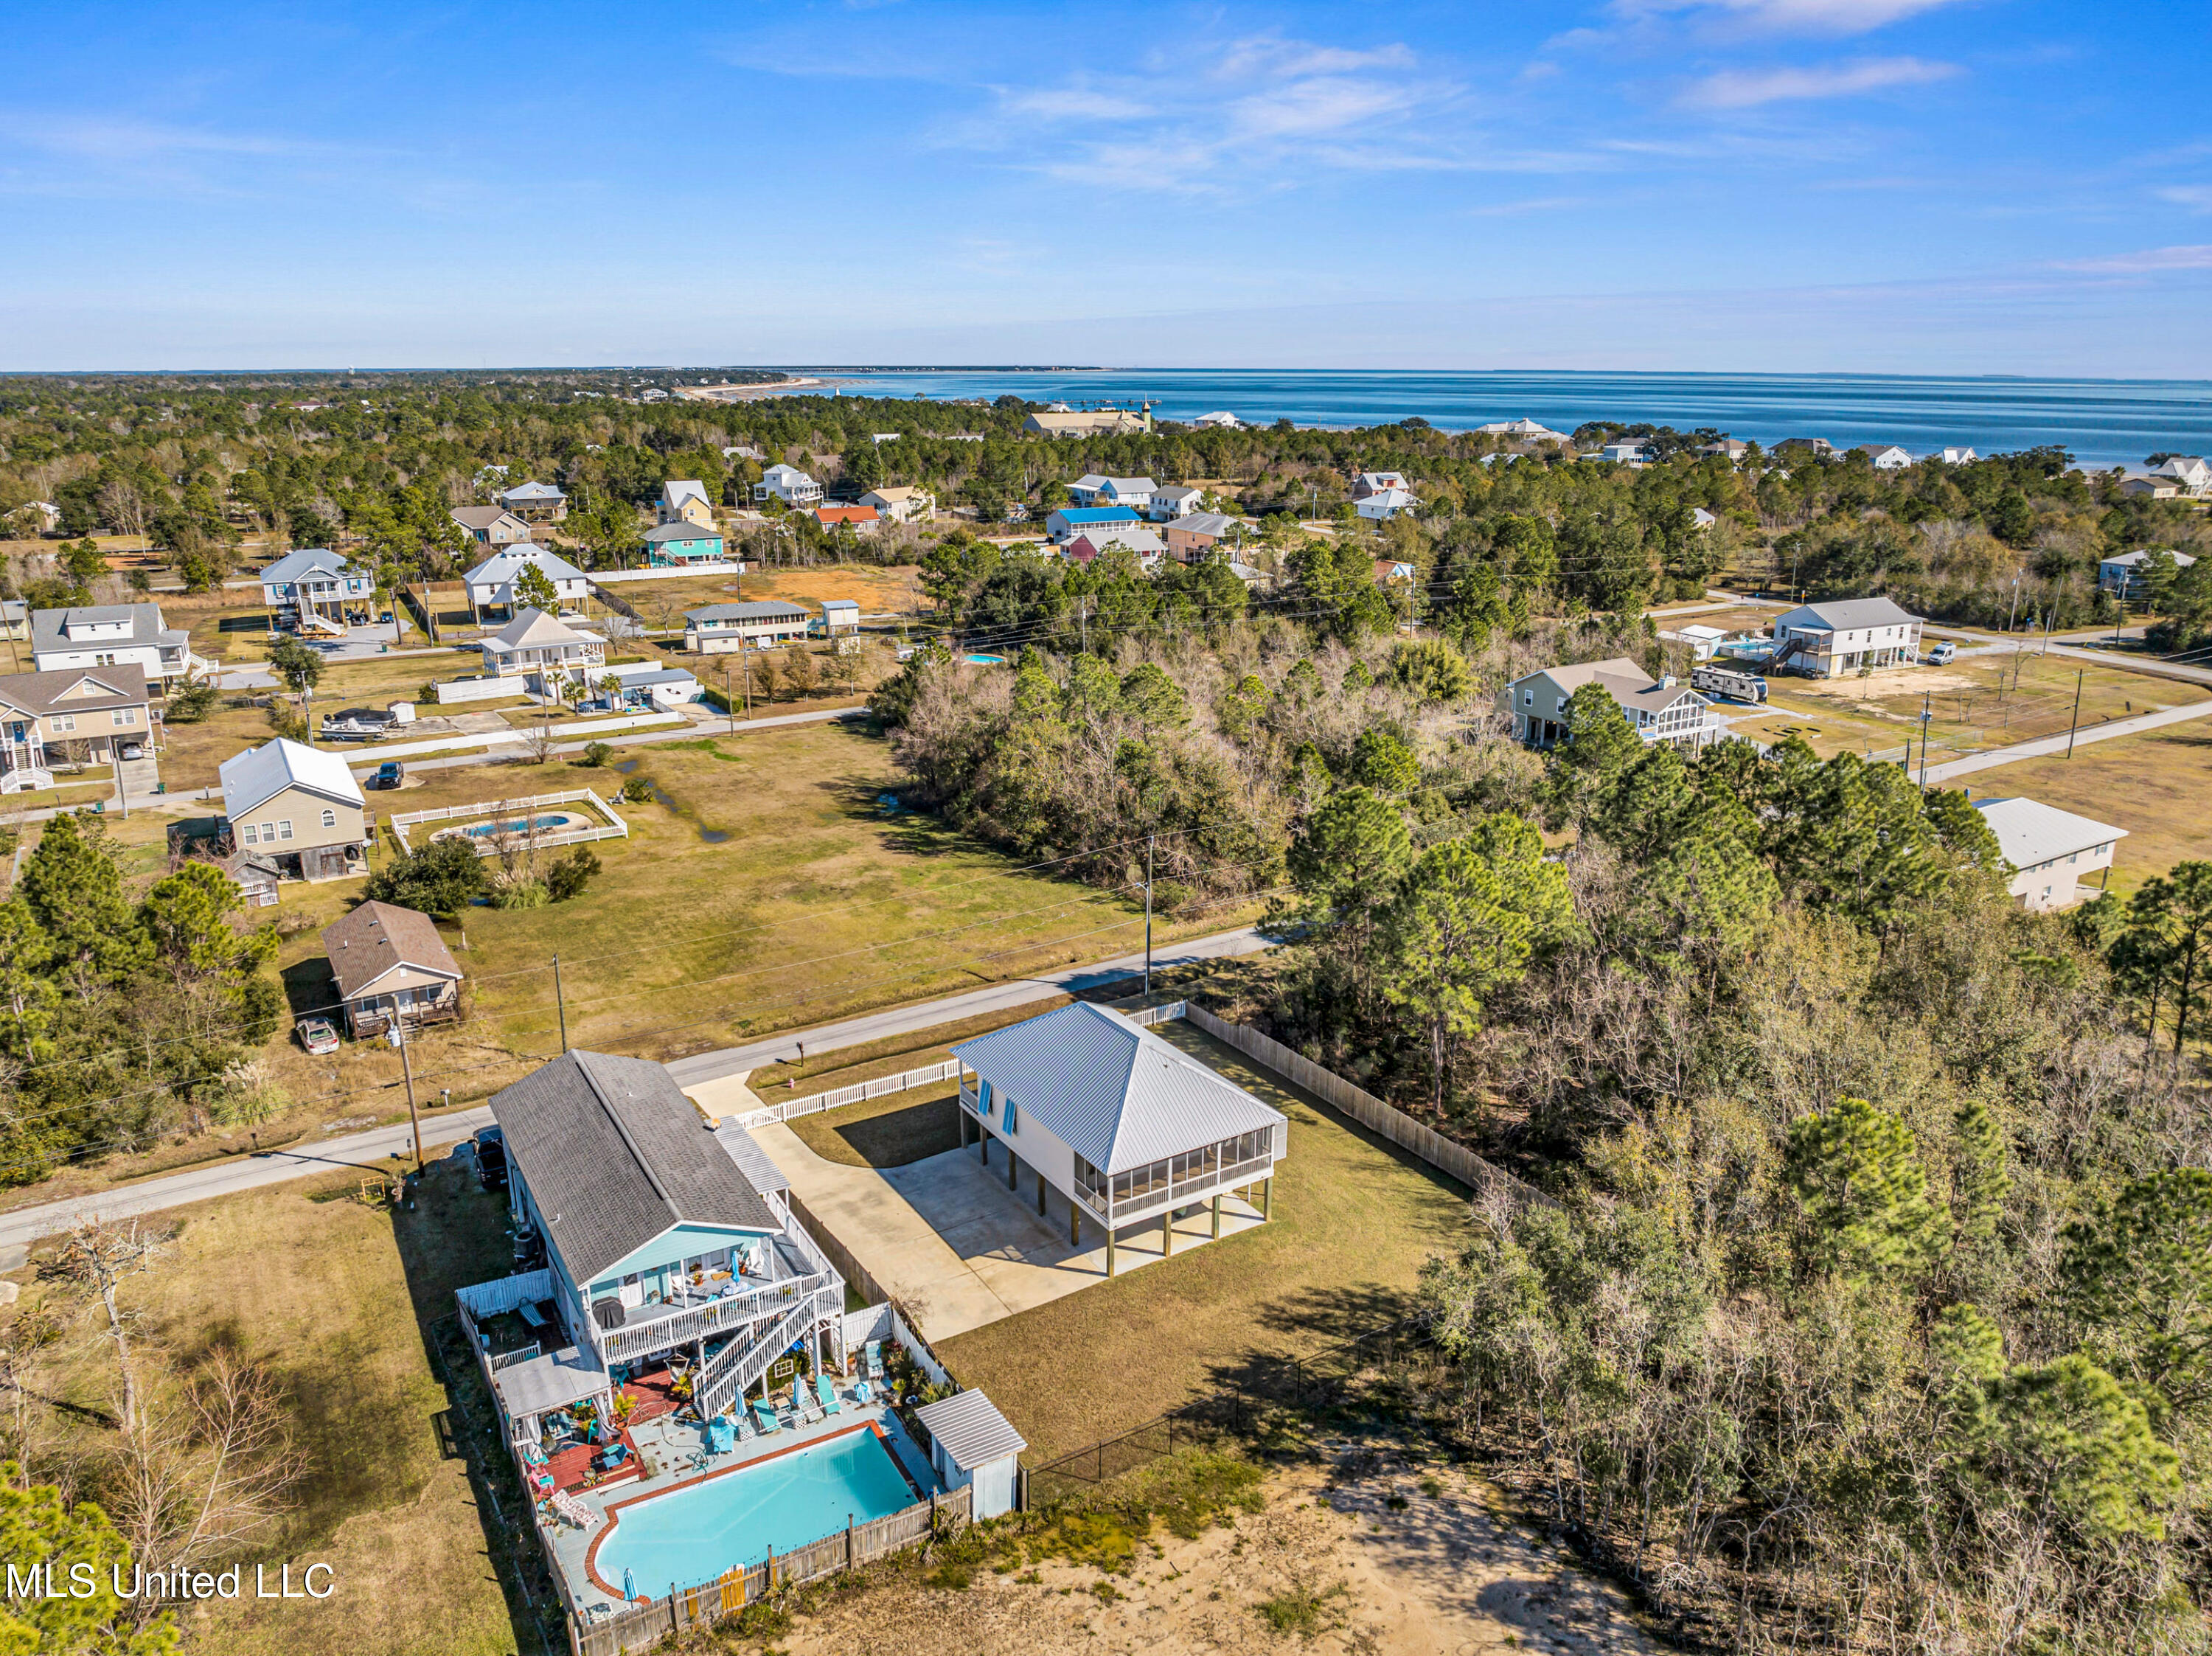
(749, 1121, 1263, 1344)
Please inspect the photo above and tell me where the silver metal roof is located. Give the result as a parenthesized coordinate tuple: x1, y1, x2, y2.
(1773, 596, 1920, 632)
(1972, 796, 2127, 869)
(914, 1388, 1026, 1471)
(715, 1124, 790, 1194)
(493, 1343, 608, 1419)
(951, 1003, 1285, 1175)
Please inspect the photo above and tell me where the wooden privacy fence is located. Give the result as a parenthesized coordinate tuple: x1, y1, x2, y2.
(571, 1484, 971, 1656)
(1180, 1003, 1548, 1212)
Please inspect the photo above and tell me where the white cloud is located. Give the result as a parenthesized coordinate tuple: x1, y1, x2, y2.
(2056, 245, 2212, 273)
(2154, 185, 2212, 213)
(1683, 55, 1959, 108)
(1617, 0, 1973, 35)
(1211, 38, 1417, 79)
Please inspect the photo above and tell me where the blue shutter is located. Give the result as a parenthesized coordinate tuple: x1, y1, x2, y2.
(1004, 1098, 1018, 1133)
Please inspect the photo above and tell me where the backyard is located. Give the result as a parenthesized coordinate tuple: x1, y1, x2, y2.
(938, 1021, 1477, 1463)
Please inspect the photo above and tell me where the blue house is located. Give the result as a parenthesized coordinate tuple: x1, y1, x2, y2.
(258, 548, 377, 636)
(643, 521, 727, 567)
(1045, 506, 1141, 545)
(459, 1051, 846, 1445)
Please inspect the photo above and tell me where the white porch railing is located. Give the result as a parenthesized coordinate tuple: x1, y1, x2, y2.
(590, 1267, 836, 1366)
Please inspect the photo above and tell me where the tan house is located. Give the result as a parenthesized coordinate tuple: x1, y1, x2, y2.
(1972, 796, 2127, 913)
(1023, 407, 1152, 438)
(860, 485, 936, 525)
(321, 901, 464, 1037)
(0, 664, 155, 793)
(451, 505, 535, 548)
(1164, 512, 1242, 562)
(658, 480, 717, 529)
(218, 737, 370, 882)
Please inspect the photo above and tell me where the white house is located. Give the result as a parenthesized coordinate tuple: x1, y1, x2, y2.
(1192, 410, 1242, 429)
(2151, 456, 2212, 497)
(30, 602, 206, 686)
(818, 599, 861, 636)
(1691, 507, 1718, 529)
(463, 545, 590, 621)
(1972, 796, 2127, 912)
(950, 1002, 1288, 1276)
(499, 480, 568, 523)
(658, 479, 716, 528)
(1499, 657, 1722, 751)
(1937, 446, 1978, 465)
(1768, 596, 1924, 678)
(1598, 441, 1649, 465)
(753, 465, 823, 507)
(1067, 475, 1159, 509)
(684, 601, 812, 654)
(1479, 417, 1568, 442)
(1354, 488, 1417, 521)
(1699, 439, 1750, 462)
(479, 608, 606, 694)
(860, 485, 936, 525)
(1147, 484, 1205, 521)
(2098, 549, 2197, 599)
(1352, 471, 1408, 498)
(603, 663, 702, 710)
(258, 548, 378, 635)
(1857, 444, 1913, 470)
(1671, 622, 1731, 661)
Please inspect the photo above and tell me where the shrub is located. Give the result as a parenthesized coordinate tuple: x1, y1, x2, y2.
(546, 846, 601, 902)
(578, 741, 613, 768)
(488, 874, 549, 910)
(616, 776, 655, 804)
(364, 835, 488, 916)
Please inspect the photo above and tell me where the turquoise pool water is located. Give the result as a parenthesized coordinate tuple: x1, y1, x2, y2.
(457, 813, 579, 838)
(594, 1428, 915, 1591)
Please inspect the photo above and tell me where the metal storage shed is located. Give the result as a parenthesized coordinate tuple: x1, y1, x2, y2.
(914, 1389, 1026, 1520)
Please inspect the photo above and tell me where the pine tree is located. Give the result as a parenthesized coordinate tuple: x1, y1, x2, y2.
(1950, 1100, 2011, 1257)
(2061, 1167, 2212, 1415)
(1784, 1096, 1945, 1280)
(19, 812, 147, 984)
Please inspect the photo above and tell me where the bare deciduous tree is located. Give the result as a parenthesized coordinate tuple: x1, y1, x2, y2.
(44, 1218, 169, 1433)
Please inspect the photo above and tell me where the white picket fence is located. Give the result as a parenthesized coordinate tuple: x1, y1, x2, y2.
(389, 788, 630, 853)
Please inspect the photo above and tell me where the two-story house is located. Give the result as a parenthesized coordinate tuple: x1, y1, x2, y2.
(1044, 506, 1142, 544)
(480, 609, 606, 695)
(218, 737, 370, 882)
(451, 505, 535, 549)
(1147, 484, 1205, 521)
(1164, 512, 1242, 562)
(642, 521, 727, 567)
(1500, 657, 1722, 751)
(2098, 549, 2197, 599)
(0, 665, 154, 793)
(683, 601, 812, 654)
(1352, 470, 1409, 498)
(463, 545, 591, 622)
(658, 479, 717, 528)
(753, 465, 823, 507)
(2151, 456, 2212, 497)
(30, 602, 206, 688)
(1972, 796, 2128, 913)
(859, 486, 936, 525)
(461, 1050, 847, 1447)
(258, 548, 377, 636)
(1067, 475, 1159, 510)
(1856, 444, 1913, 470)
(1767, 596, 1924, 677)
(500, 481, 569, 523)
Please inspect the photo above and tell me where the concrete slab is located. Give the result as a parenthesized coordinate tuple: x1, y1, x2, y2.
(751, 1121, 1266, 1345)
(680, 1071, 765, 1121)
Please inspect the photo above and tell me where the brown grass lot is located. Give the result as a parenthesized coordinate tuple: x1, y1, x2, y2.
(940, 1022, 1476, 1464)
(1950, 723, 2212, 898)
(15, 1149, 529, 1656)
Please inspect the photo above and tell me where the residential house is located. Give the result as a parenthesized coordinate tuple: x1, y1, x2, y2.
(1066, 476, 1158, 510)
(604, 663, 702, 710)
(18, 501, 61, 535)
(1147, 484, 1205, 521)
(2121, 476, 2182, 501)
(1857, 444, 1914, 470)
(812, 504, 880, 534)
(1478, 417, 1568, 442)
(1352, 471, 1408, 498)
(753, 465, 823, 507)
(860, 485, 936, 525)
(1023, 407, 1152, 438)
(1192, 410, 1242, 429)
(2098, 549, 2197, 599)
(1972, 796, 2127, 913)
(950, 1002, 1288, 1276)
(658, 480, 716, 529)
(1374, 559, 1417, 588)
(1164, 512, 1242, 562)
(816, 599, 861, 636)
(684, 601, 812, 654)
(2151, 456, 2212, 497)
(218, 738, 370, 882)
(1699, 439, 1750, 462)
(1499, 657, 1722, 751)
(1598, 441, 1649, 465)
(461, 1050, 848, 1449)
(0, 665, 153, 793)
(479, 609, 606, 694)
(1937, 446, 1978, 465)
(499, 481, 568, 523)
(1691, 507, 1718, 529)
(1767, 596, 1924, 677)
(0, 602, 27, 643)
(258, 548, 376, 636)
(321, 900, 463, 1037)
(451, 505, 535, 549)
(1045, 506, 1142, 544)
(1354, 488, 1416, 522)
(30, 602, 205, 687)
(642, 521, 727, 567)
(1066, 529, 1167, 569)
(463, 545, 590, 621)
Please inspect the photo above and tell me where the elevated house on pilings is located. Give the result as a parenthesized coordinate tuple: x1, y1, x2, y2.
(951, 1003, 1287, 1278)
(457, 1051, 845, 1450)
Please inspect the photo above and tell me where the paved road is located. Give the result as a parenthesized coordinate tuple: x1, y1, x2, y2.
(0, 922, 1275, 1259)
(1922, 697, 2212, 782)
(666, 922, 1275, 1087)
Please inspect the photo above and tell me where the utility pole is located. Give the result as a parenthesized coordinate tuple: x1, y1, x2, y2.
(1917, 693, 1932, 788)
(2006, 576, 2022, 636)
(2065, 668, 2084, 758)
(394, 1015, 423, 1174)
(723, 664, 734, 734)
(553, 954, 568, 1053)
(1143, 834, 1154, 998)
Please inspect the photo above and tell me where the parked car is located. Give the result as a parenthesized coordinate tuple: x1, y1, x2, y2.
(1923, 640, 1957, 665)
(296, 1017, 340, 1055)
(474, 1127, 507, 1191)
(374, 761, 405, 790)
(118, 742, 145, 760)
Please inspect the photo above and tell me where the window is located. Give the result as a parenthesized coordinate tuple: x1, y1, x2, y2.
(321, 808, 337, 829)
(1003, 1097, 1018, 1133)
(240, 823, 259, 844)
(111, 709, 134, 726)
(94, 653, 116, 667)
(49, 715, 74, 732)
(1521, 688, 1533, 707)
(277, 821, 293, 841)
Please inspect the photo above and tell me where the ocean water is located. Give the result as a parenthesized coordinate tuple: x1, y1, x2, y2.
(810, 369, 2211, 470)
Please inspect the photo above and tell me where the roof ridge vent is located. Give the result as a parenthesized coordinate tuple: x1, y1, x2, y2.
(573, 1053, 675, 1216)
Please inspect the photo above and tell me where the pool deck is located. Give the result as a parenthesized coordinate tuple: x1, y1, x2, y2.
(541, 1387, 937, 1621)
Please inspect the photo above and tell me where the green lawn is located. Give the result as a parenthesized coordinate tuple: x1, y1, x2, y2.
(789, 1086, 964, 1167)
(938, 1023, 1476, 1464)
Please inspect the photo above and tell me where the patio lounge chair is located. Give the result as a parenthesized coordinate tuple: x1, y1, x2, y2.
(865, 1340, 883, 1382)
(751, 1398, 781, 1436)
(736, 1409, 756, 1443)
(815, 1375, 841, 1415)
(797, 1385, 824, 1425)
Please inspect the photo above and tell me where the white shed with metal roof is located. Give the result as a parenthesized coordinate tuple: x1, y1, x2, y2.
(914, 1389, 1026, 1520)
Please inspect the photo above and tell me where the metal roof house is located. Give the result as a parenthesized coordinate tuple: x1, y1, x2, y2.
(1972, 796, 2127, 913)
(950, 1003, 1287, 1277)
(684, 600, 812, 654)
(463, 545, 590, 621)
(498, 479, 568, 523)
(2098, 549, 2196, 600)
(258, 548, 376, 636)
(218, 737, 370, 881)
(462, 1050, 847, 1445)
(1500, 657, 1722, 751)
(1769, 596, 1923, 678)
(1044, 506, 1142, 544)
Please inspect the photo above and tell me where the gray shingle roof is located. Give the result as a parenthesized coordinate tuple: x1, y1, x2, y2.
(1775, 596, 1921, 632)
(644, 521, 723, 543)
(491, 1051, 780, 1287)
(951, 1003, 1285, 1175)
(914, 1388, 1026, 1471)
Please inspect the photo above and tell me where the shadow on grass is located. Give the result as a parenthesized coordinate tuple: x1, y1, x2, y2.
(279, 959, 337, 1018)
(795, 1096, 962, 1169)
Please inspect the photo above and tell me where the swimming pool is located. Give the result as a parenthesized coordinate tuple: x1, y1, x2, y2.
(444, 812, 585, 838)
(593, 1427, 916, 1593)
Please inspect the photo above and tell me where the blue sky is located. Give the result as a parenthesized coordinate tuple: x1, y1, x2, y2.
(1, 1, 2208, 374)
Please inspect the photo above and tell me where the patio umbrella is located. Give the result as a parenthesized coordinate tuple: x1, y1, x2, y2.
(622, 1568, 635, 1601)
